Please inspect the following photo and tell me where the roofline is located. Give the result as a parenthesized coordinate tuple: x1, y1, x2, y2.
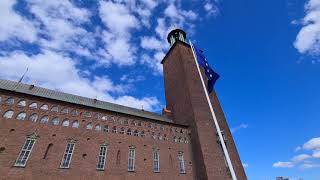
(0, 79, 188, 127)
(161, 40, 191, 64)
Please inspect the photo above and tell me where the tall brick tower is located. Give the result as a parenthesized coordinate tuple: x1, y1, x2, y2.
(162, 29, 247, 180)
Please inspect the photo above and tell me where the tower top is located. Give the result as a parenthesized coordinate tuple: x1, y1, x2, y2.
(167, 29, 187, 46)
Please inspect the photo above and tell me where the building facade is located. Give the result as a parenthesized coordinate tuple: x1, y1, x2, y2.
(0, 30, 247, 180)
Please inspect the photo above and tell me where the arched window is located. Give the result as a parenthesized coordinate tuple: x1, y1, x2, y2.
(103, 125, 109, 132)
(112, 126, 117, 133)
(3, 110, 14, 119)
(124, 119, 129, 125)
(16, 112, 27, 121)
(83, 111, 91, 117)
(137, 121, 142, 126)
(61, 108, 69, 114)
(173, 136, 178, 143)
(184, 137, 188, 144)
(101, 115, 108, 121)
(71, 120, 79, 128)
(179, 137, 183, 143)
(127, 129, 132, 136)
(40, 116, 49, 124)
(94, 113, 100, 119)
(17, 100, 26, 107)
(52, 117, 60, 125)
(29, 102, 37, 109)
(119, 127, 125, 134)
(86, 122, 93, 130)
(164, 134, 168, 141)
(140, 131, 145, 137)
(62, 119, 69, 127)
(158, 133, 163, 140)
(133, 130, 139, 136)
(5, 97, 14, 105)
(51, 106, 59, 112)
(95, 124, 101, 131)
(116, 150, 121, 166)
(71, 109, 79, 116)
(29, 113, 38, 122)
(40, 104, 49, 111)
(152, 132, 156, 139)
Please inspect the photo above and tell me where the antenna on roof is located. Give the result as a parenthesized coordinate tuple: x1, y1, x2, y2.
(29, 80, 36, 90)
(141, 105, 144, 111)
(94, 95, 98, 103)
(18, 66, 29, 83)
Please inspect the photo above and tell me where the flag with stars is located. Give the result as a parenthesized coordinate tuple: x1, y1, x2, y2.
(193, 44, 220, 93)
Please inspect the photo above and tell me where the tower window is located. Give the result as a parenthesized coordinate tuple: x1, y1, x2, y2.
(60, 142, 75, 168)
(127, 129, 132, 135)
(29, 102, 37, 109)
(83, 111, 91, 117)
(178, 152, 186, 174)
(17, 100, 26, 107)
(3, 110, 14, 119)
(140, 131, 145, 137)
(14, 136, 36, 167)
(128, 146, 135, 172)
(16, 112, 27, 121)
(40, 116, 49, 124)
(96, 144, 108, 170)
(153, 149, 160, 173)
(29, 113, 38, 122)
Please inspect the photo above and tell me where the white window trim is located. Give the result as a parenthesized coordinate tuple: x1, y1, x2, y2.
(153, 150, 160, 173)
(128, 147, 136, 172)
(178, 152, 186, 174)
(60, 142, 75, 169)
(96, 145, 108, 170)
(14, 137, 36, 167)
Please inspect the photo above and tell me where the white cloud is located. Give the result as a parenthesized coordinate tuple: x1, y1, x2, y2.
(231, 123, 248, 133)
(294, 146, 302, 152)
(0, 50, 160, 111)
(0, 0, 37, 42)
(303, 137, 320, 150)
(204, 2, 219, 17)
(299, 163, 320, 169)
(273, 161, 294, 168)
(294, 0, 320, 56)
(291, 154, 312, 163)
(140, 36, 166, 50)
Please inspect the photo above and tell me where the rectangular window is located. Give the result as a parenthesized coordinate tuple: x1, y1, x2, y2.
(128, 147, 135, 172)
(96, 145, 108, 170)
(153, 150, 160, 172)
(60, 142, 75, 168)
(178, 152, 186, 174)
(14, 137, 36, 167)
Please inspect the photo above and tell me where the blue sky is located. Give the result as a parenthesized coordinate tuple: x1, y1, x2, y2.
(0, 0, 320, 179)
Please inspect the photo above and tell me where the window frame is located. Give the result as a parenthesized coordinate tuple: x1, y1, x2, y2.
(127, 146, 136, 172)
(14, 136, 36, 167)
(60, 142, 75, 169)
(153, 149, 160, 173)
(3, 110, 14, 119)
(96, 144, 108, 170)
(178, 152, 186, 174)
(16, 112, 27, 121)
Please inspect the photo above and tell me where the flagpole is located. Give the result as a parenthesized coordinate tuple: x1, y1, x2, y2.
(189, 40, 238, 180)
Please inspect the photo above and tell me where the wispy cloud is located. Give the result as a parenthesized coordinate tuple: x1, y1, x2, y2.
(231, 123, 248, 133)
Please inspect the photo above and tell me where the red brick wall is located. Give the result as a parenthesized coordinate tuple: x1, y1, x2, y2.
(0, 90, 194, 180)
(162, 41, 247, 180)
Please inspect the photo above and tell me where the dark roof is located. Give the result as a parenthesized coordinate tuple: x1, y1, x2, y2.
(0, 79, 173, 123)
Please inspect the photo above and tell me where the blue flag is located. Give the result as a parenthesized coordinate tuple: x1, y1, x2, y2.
(193, 44, 220, 93)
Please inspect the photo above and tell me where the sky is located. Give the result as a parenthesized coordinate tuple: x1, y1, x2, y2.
(0, 0, 319, 179)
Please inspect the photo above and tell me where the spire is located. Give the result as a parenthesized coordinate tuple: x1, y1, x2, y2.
(167, 29, 187, 46)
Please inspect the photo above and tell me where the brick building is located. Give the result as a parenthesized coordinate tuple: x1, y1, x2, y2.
(0, 29, 247, 180)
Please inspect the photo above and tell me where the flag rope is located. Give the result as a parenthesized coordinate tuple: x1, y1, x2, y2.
(189, 40, 238, 180)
